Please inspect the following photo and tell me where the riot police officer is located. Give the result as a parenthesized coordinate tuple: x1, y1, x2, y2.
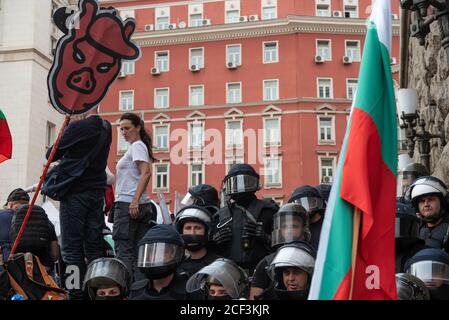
(250, 203, 310, 299)
(405, 248, 449, 300)
(83, 257, 130, 300)
(128, 224, 189, 300)
(186, 258, 249, 300)
(408, 176, 449, 251)
(395, 201, 426, 272)
(175, 205, 221, 277)
(396, 273, 430, 300)
(212, 164, 279, 273)
(398, 163, 429, 198)
(288, 185, 325, 250)
(180, 184, 219, 215)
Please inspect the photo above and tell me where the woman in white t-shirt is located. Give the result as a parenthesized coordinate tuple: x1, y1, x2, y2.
(113, 112, 156, 282)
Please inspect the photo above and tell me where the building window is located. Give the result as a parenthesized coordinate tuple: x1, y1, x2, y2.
(117, 127, 129, 153)
(227, 82, 242, 104)
(156, 7, 170, 30)
(155, 88, 169, 109)
(318, 116, 335, 143)
(155, 164, 169, 190)
(190, 163, 204, 186)
(347, 79, 358, 100)
(316, 1, 331, 17)
(264, 118, 281, 146)
(264, 80, 279, 101)
(189, 13, 203, 27)
(121, 62, 134, 75)
(155, 125, 169, 150)
(265, 158, 282, 186)
(317, 78, 333, 99)
(316, 40, 331, 60)
(320, 157, 335, 184)
(189, 122, 204, 149)
(263, 42, 278, 63)
(155, 51, 169, 72)
(226, 10, 240, 23)
(190, 48, 204, 68)
(345, 41, 361, 61)
(344, 0, 358, 18)
(262, 0, 277, 20)
(45, 121, 55, 149)
(119, 91, 134, 111)
(226, 120, 243, 147)
(227, 45, 241, 65)
(189, 85, 204, 106)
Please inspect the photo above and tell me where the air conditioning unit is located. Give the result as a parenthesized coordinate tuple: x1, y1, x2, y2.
(227, 61, 238, 69)
(239, 16, 248, 22)
(322, 175, 333, 183)
(390, 57, 397, 65)
(190, 64, 200, 72)
(144, 24, 154, 31)
(342, 56, 353, 64)
(314, 55, 324, 63)
(168, 23, 177, 30)
(151, 67, 160, 75)
(333, 10, 342, 17)
(178, 21, 187, 28)
(249, 14, 259, 21)
(201, 19, 211, 26)
(118, 71, 126, 78)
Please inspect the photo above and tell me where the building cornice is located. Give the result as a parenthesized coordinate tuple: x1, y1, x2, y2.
(0, 47, 53, 69)
(134, 15, 401, 47)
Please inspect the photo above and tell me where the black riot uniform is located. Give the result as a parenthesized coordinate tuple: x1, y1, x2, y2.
(408, 176, 449, 252)
(128, 224, 190, 300)
(212, 164, 279, 273)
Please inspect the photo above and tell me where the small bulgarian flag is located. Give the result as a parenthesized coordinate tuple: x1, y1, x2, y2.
(0, 109, 12, 164)
(309, 0, 397, 300)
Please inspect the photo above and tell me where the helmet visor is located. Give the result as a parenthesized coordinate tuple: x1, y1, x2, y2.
(224, 174, 259, 195)
(293, 197, 323, 212)
(272, 214, 305, 247)
(268, 246, 315, 281)
(83, 259, 128, 291)
(137, 243, 184, 268)
(407, 261, 449, 287)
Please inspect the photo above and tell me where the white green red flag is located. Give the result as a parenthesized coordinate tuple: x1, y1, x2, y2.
(308, 0, 398, 300)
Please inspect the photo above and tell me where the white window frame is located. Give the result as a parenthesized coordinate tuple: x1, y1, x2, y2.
(119, 90, 134, 111)
(153, 163, 170, 192)
(344, 0, 359, 18)
(317, 115, 336, 145)
(154, 87, 169, 109)
(262, 0, 277, 20)
(316, 0, 331, 17)
(189, 47, 204, 69)
(121, 61, 135, 75)
(188, 162, 205, 187)
(153, 124, 169, 150)
(226, 82, 242, 104)
(155, 51, 169, 72)
(345, 40, 361, 61)
(189, 122, 204, 149)
(189, 85, 205, 106)
(346, 78, 358, 100)
(263, 79, 279, 101)
(225, 119, 243, 148)
(155, 7, 170, 30)
(188, 4, 204, 27)
(117, 126, 130, 154)
(316, 39, 332, 61)
(263, 41, 279, 64)
(263, 117, 281, 146)
(264, 157, 282, 187)
(319, 156, 336, 184)
(317, 78, 333, 99)
(226, 44, 242, 66)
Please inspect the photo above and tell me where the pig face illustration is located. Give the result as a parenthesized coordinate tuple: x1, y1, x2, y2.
(48, 0, 140, 115)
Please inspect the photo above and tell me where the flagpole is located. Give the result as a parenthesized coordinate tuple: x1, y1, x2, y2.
(9, 115, 71, 258)
(349, 207, 361, 300)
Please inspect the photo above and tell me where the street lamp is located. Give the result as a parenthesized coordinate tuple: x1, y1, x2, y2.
(400, 0, 449, 64)
(397, 88, 446, 172)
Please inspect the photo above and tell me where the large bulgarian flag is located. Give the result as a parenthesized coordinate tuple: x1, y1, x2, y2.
(0, 109, 12, 164)
(308, 0, 397, 300)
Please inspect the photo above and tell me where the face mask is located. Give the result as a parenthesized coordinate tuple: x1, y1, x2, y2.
(182, 234, 207, 252)
(231, 193, 255, 207)
(140, 264, 178, 280)
(208, 295, 232, 301)
(95, 294, 123, 301)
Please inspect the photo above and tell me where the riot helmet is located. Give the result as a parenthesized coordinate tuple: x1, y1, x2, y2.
(408, 176, 448, 222)
(271, 203, 311, 249)
(174, 205, 213, 252)
(267, 241, 316, 300)
(181, 184, 219, 209)
(83, 257, 130, 300)
(223, 164, 260, 196)
(315, 184, 331, 206)
(186, 258, 248, 299)
(396, 273, 431, 300)
(288, 185, 324, 218)
(137, 224, 185, 280)
(398, 163, 430, 196)
(405, 248, 449, 300)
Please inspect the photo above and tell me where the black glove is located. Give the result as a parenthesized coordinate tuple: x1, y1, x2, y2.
(243, 220, 269, 244)
(212, 226, 232, 245)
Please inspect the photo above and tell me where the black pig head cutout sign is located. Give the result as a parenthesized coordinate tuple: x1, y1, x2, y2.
(48, 0, 140, 115)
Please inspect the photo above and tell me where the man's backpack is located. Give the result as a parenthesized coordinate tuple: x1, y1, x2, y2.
(6, 252, 67, 300)
(9, 205, 52, 254)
